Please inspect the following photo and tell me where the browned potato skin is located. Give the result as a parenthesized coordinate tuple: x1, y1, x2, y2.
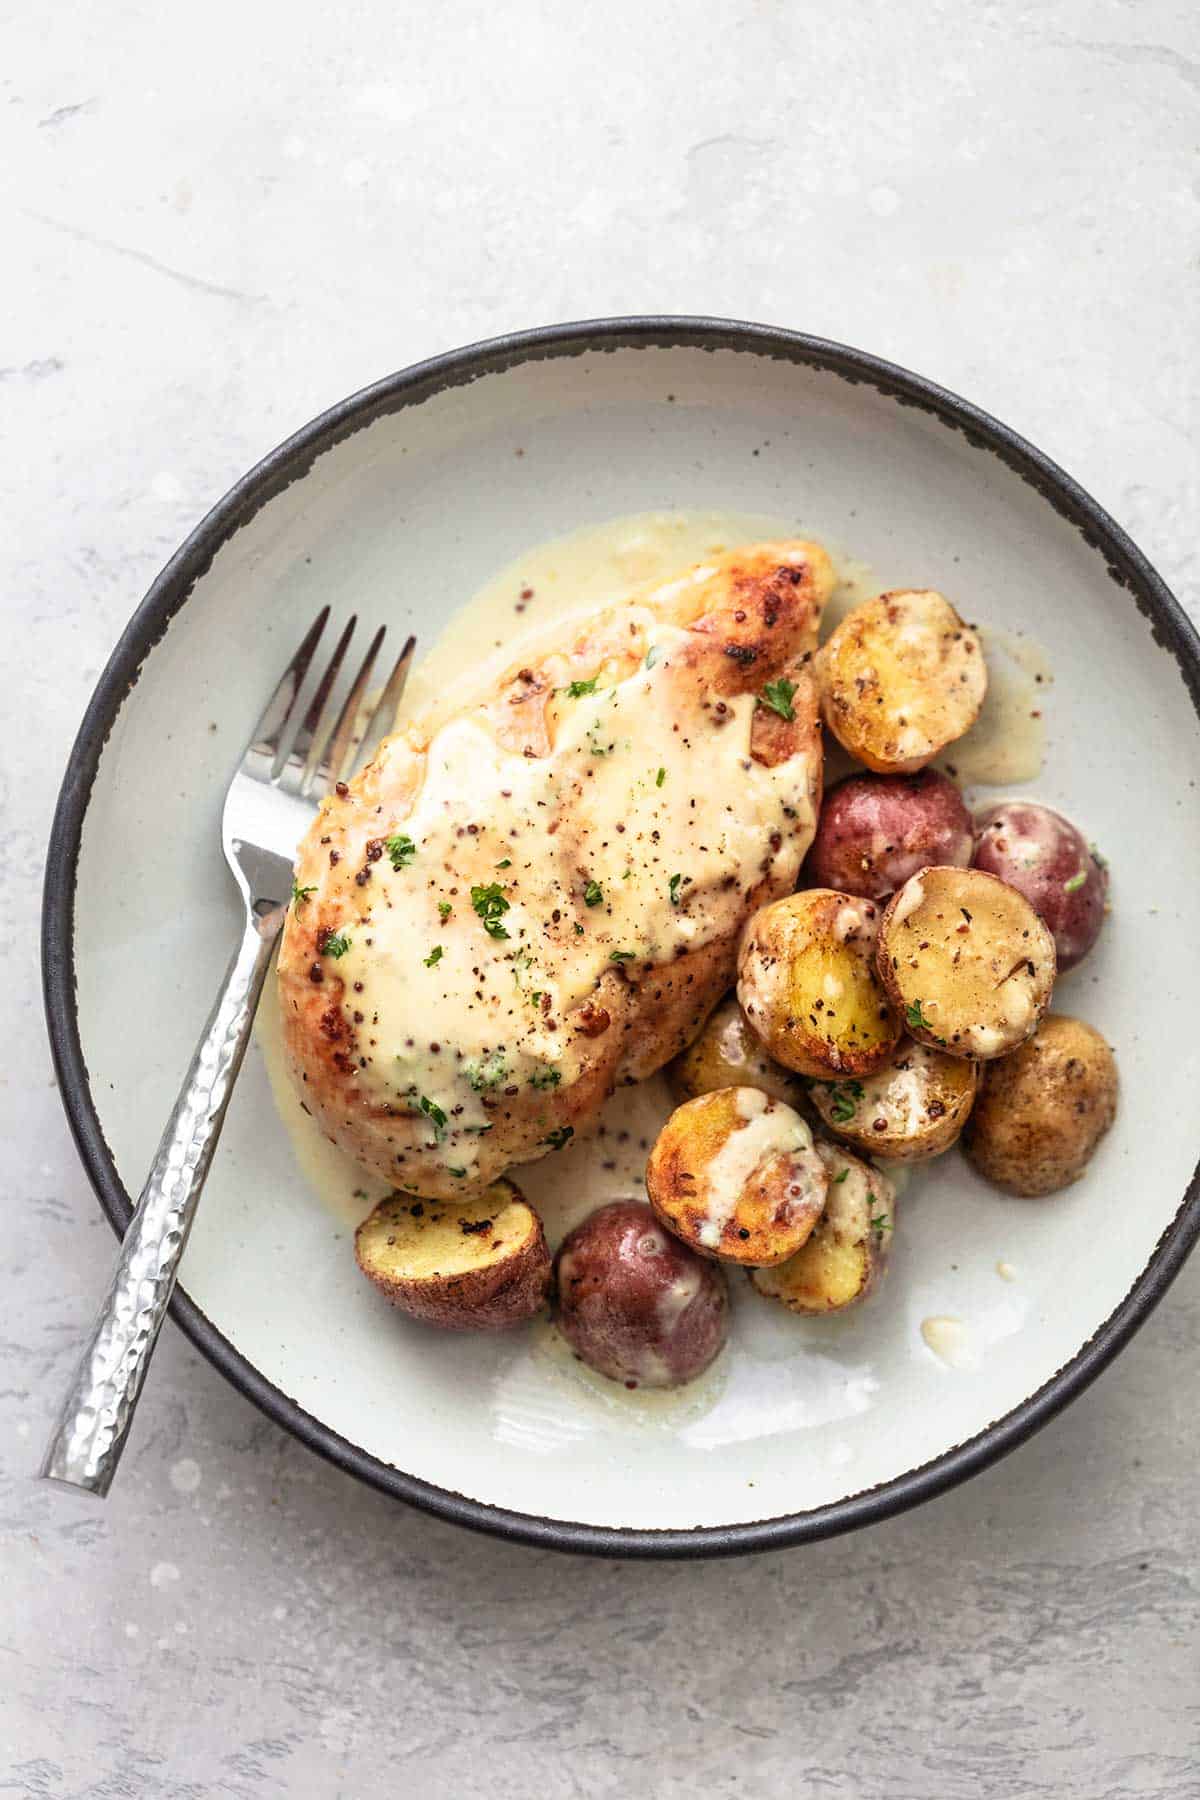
(805, 770, 973, 902)
(354, 1180, 551, 1330)
(737, 890, 902, 1079)
(646, 1088, 829, 1267)
(876, 866, 1057, 1061)
(973, 801, 1108, 972)
(668, 994, 805, 1107)
(808, 1037, 978, 1162)
(964, 1015, 1118, 1196)
(817, 590, 986, 774)
(750, 1143, 894, 1314)
(554, 1201, 728, 1388)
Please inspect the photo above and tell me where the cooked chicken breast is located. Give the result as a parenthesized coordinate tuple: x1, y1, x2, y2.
(278, 541, 832, 1198)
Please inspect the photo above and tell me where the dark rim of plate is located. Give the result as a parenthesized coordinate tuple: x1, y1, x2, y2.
(41, 315, 1200, 1558)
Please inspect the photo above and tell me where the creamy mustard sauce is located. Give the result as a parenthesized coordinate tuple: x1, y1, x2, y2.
(938, 624, 1052, 787)
(694, 1090, 811, 1249)
(920, 1315, 980, 1370)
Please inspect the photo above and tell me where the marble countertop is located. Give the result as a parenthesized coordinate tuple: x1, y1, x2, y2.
(4, 1, 1197, 1793)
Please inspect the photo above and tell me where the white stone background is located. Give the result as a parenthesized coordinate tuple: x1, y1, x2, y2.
(4, 0, 1198, 1794)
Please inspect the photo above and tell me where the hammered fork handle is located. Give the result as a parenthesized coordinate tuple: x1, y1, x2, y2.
(41, 912, 280, 1496)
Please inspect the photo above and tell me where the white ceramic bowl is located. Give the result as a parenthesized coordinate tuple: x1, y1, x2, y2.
(44, 318, 1200, 1556)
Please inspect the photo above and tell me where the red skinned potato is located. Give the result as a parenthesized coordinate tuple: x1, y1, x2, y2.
(554, 1200, 729, 1388)
(973, 802, 1108, 971)
(805, 770, 973, 901)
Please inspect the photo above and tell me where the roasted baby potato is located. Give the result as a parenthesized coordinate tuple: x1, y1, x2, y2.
(646, 1087, 829, 1266)
(876, 866, 1056, 1060)
(751, 1142, 895, 1314)
(973, 801, 1108, 971)
(817, 590, 987, 774)
(963, 1014, 1118, 1196)
(808, 1037, 978, 1161)
(554, 1200, 729, 1388)
(805, 769, 974, 901)
(355, 1180, 550, 1329)
(737, 889, 902, 1079)
(668, 994, 805, 1107)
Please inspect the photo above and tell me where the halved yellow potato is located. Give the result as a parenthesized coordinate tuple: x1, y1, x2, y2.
(808, 1036, 978, 1161)
(645, 1087, 828, 1267)
(355, 1179, 550, 1329)
(876, 865, 1056, 1060)
(668, 994, 805, 1107)
(751, 1142, 895, 1314)
(737, 890, 902, 1079)
(817, 590, 986, 773)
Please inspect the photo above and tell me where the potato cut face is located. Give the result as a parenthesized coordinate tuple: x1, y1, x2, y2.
(737, 890, 902, 1079)
(817, 590, 986, 774)
(356, 1180, 534, 1282)
(669, 994, 804, 1107)
(808, 1036, 977, 1161)
(646, 1087, 829, 1267)
(751, 1143, 894, 1314)
(877, 866, 1056, 1060)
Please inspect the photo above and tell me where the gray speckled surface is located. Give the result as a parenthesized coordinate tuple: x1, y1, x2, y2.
(4, 1, 1199, 1792)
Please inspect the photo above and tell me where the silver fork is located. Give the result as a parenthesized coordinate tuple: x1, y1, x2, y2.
(41, 612, 415, 1497)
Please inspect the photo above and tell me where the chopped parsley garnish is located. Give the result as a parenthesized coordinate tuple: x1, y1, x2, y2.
(465, 1052, 507, 1092)
(655, 766, 666, 787)
(757, 677, 797, 722)
(609, 949, 635, 962)
(384, 833, 416, 870)
(1063, 867, 1088, 894)
(471, 882, 511, 939)
(448, 1167, 467, 1178)
(905, 999, 945, 1042)
(832, 1167, 849, 1185)
(438, 900, 452, 921)
(563, 676, 600, 698)
(291, 880, 315, 906)
(529, 1067, 562, 1090)
(543, 1126, 574, 1151)
(574, 922, 585, 935)
(424, 945, 443, 968)
(417, 1095, 447, 1140)
(825, 1080, 864, 1124)
(583, 879, 603, 908)
(870, 1212, 893, 1237)
(495, 858, 512, 870)
(322, 931, 352, 959)
(644, 645, 661, 670)
(668, 873, 684, 907)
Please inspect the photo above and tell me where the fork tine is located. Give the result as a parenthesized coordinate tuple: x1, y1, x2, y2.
(352, 634, 417, 773)
(282, 614, 357, 790)
(246, 607, 330, 770)
(310, 624, 389, 798)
